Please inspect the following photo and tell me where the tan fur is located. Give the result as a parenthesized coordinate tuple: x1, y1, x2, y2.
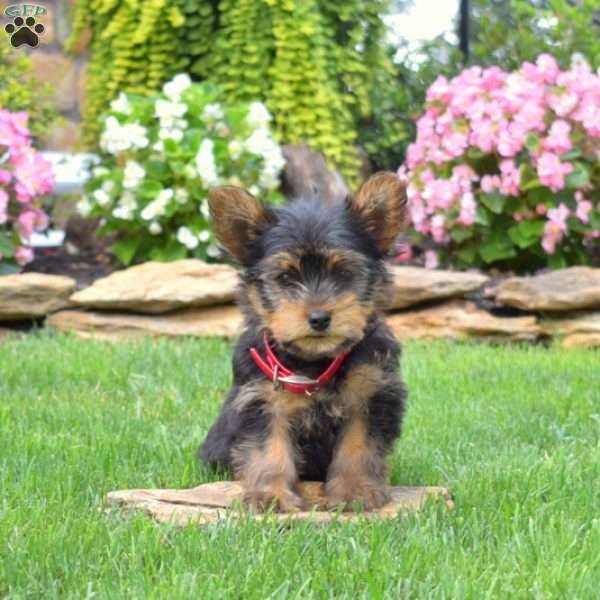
(232, 392, 304, 511)
(325, 412, 390, 510)
(349, 172, 407, 254)
(208, 186, 270, 261)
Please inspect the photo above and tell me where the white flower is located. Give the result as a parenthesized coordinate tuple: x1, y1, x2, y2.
(149, 221, 162, 235)
(110, 92, 131, 115)
(93, 188, 111, 207)
(155, 99, 187, 120)
(213, 122, 230, 137)
(175, 187, 189, 204)
(100, 117, 148, 154)
(113, 206, 134, 220)
(93, 166, 109, 178)
(153, 141, 164, 152)
(228, 139, 243, 160)
(159, 127, 184, 142)
(206, 243, 220, 258)
(163, 73, 192, 99)
(119, 191, 137, 210)
(198, 230, 211, 242)
(101, 180, 114, 193)
(195, 138, 220, 187)
(202, 103, 225, 121)
(249, 185, 260, 196)
(177, 226, 199, 249)
(77, 196, 92, 217)
(123, 160, 145, 189)
(141, 189, 173, 220)
(247, 102, 272, 129)
(200, 199, 210, 219)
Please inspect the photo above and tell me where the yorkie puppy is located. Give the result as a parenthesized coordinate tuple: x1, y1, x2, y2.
(199, 172, 407, 511)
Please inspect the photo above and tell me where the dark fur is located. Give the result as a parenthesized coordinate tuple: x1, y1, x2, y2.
(199, 172, 408, 511)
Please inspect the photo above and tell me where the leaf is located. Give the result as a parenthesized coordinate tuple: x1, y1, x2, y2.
(0, 233, 14, 257)
(137, 180, 163, 199)
(480, 192, 506, 214)
(450, 227, 474, 243)
(565, 162, 590, 189)
(508, 220, 544, 249)
(548, 251, 568, 270)
(479, 234, 516, 263)
(0, 262, 19, 275)
(145, 160, 170, 180)
(111, 237, 140, 266)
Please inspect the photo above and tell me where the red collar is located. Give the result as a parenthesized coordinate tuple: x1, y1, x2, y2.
(249, 332, 349, 395)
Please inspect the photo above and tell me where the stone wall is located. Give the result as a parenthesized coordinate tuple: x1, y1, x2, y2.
(2, 0, 85, 150)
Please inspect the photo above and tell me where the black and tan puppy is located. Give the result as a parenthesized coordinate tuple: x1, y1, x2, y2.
(199, 172, 408, 511)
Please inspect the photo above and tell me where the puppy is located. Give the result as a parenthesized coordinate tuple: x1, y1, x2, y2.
(199, 172, 407, 511)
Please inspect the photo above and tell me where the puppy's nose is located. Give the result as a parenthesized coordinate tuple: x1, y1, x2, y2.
(308, 310, 331, 332)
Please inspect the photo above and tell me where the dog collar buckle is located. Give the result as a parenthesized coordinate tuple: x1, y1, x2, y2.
(249, 332, 348, 396)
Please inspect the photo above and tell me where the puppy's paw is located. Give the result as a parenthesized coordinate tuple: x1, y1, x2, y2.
(243, 486, 304, 513)
(325, 477, 391, 512)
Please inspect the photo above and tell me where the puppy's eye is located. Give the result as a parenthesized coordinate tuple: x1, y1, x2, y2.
(277, 272, 295, 287)
(338, 269, 354, 283)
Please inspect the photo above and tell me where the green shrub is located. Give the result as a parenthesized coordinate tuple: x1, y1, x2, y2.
(78, 76, 285, 266)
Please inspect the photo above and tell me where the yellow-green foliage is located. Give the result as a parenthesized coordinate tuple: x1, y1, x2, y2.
(0, 42, 58, 139)
(71, 0, 403, 183)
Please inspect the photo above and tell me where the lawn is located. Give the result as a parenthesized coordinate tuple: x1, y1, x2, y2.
(1, 333, 599, 599)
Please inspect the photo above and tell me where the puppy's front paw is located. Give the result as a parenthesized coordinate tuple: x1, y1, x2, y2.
(325, 477, 391, 511)
(243, 486, 304, 513)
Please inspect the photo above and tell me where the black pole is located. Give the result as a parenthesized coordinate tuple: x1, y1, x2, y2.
(459, 0, 470, 62)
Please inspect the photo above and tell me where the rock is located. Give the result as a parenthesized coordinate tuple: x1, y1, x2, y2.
(389, 267, 489, 309)
(0, 273, 76, 321)
(105, 480, 453, 527)
(495, 267, 600, 311)
(70, 260, 239, 314)
(47, 305, 243, 340)
(281, 144, 348, 206)
(540, 312, 600, 348)
(386, 300, 540, 342)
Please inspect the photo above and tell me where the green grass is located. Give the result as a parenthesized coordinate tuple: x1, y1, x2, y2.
(1, 333, 599, 599)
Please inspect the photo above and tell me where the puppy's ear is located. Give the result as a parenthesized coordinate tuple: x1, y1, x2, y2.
(346, 172, 407, 254)
(208, 186, 273, 263)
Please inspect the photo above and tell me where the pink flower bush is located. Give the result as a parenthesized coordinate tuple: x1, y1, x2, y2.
(0, 109, 54, 272)
(401, 54, 600, 270)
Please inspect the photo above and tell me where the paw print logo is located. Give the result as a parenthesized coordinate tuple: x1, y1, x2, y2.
(5, 16, 45, 48)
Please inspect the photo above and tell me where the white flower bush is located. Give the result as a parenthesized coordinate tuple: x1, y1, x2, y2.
(81, 76, 286, 265)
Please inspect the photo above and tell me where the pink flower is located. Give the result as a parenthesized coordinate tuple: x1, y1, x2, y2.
(542, 120, 572, 154)
(14, 245, 34, 266)
(536, 53, 560, 84)
(480, 175, 500, 193)
(16, 208, 48, 240)
(426, 76, 452, 103)
(575, 199, 593, 223)
(542, 203, 570, 254)
(424, 250, 439, 270)
(499, 159, 521, 196)
(536, 153, 573, 192)
(430, 214, 446, 243)
(536, 204, 547, 215)
(458, 192, 476, 226)
(0, 169, 12, 185)
(0, 189, 8, 224)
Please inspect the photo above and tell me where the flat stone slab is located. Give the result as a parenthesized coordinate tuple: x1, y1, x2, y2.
(0, 273, 75, 321)
(540, 312, 600, 348)
(495, 267, 600, 312)
(105, 481, 453, 526)
(386, 300, 540, 342)
(47, 305, 243, 340)
(70, 259, 238, 314)
(389, 266, 489, 309)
